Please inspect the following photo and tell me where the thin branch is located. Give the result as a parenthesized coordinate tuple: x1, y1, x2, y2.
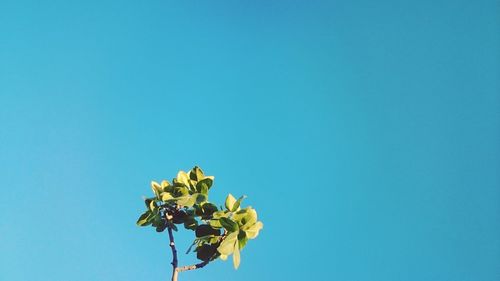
(176, 260, 210, 273)
(166, 213, 179, 281)
(167, 226, 178, 268)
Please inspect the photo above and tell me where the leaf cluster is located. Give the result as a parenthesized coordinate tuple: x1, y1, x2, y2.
(137, 166, 263, 269)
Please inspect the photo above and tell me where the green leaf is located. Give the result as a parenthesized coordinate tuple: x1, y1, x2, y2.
(144, 198, 154, 208)
(156, 220, 167, 232)
(170, 223, 178, 232)
(136, 211, 152, 226)
(189, 166, 205, 181)
(172, 186, 189, 198)
(176, 195, 195, 207)
(225, 194, 236, 211)
(231, 195, 246, 212)
(209, 219, 222, 229)
(195, 225, 221, 237)
(196, 178, 213, 194)
(151, 181, 162, 198)
(184, 217, 198, 230)
(161, 180, 172, 192)
(172, 210, 188, 224)
(194, 193, 208, 204)
(217, 232, 238, 255)
(151, 214, 163, 227)
(161, 192, 173, 201)
(176, 171, 190, 186)
(233, 241, 240, 269)
(244, 221, 263, 239)
(148, 200, 158, 214)
(199, 203, 218, 219)
(240, 208, 258, 230)
(219, 217, 239, 232)
(238, 230, 248, 249)
(196, 244, 218, 262)
(212, 210, 229, 219)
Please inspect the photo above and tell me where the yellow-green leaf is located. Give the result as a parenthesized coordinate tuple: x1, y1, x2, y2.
(232, 195, 246, 212)
(161, 180, 171, 190)
(217, 232, 238, 255)
(233, 241, 240, 269)
(151, 181, 162, 198)
(245, 221, 263, 239)
(225, 194, 236, 211)
(149, 200, 158, 213)
(161, 192, 173, 201)
(240, 208, 258, 230)
(176, 171, 190, 186)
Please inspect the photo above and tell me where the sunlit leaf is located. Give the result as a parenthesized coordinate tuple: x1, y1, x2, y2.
(233, 241, 240, 269)
(225, 194, 236, 211)
(231, 195, 246, 212)
(176, 171, 190, 186)
(245, 221, 263, 239)
(151, 181, 162, 198)
(161, 180, 171, 192)
(209, 219, 222, 229)
(161, 192, 173, 201)
(217, 231, 238, 255)
(240, 208, 258, 230)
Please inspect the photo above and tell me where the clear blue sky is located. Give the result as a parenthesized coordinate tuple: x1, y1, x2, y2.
(1, 1, 499, 280)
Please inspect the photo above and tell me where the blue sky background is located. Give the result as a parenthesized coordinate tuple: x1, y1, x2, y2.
(1, 1, 499, 280)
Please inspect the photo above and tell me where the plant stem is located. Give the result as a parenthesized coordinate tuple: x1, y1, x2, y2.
(177, 260, 209, 273)
(167, 225, 178, 281)
(166, 212, 210, 281)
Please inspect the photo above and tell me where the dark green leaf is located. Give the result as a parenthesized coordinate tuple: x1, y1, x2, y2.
(238, 231, 248, 249)
(196, 225, 221, 237)
(194, 193, 208, 204)
(196, 178, 213, 194)
(200, 203, 218, 219)
(172, 210, 187, 224)
(136, 211, 152, 226)
(172, 186, 189, 198)
(219, 217, 239, 232)
(196, 244, 218, 262)
(184, 217, 198, 230)
(156, 220, 167, 232)
(189, 166, 205, 181)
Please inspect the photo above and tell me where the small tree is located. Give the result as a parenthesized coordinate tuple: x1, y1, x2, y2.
(136, 166, 263, 281)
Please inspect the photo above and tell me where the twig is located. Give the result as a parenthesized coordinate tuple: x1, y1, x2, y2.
(176, 260, 210, 273)
(166, 214, 179, 281)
